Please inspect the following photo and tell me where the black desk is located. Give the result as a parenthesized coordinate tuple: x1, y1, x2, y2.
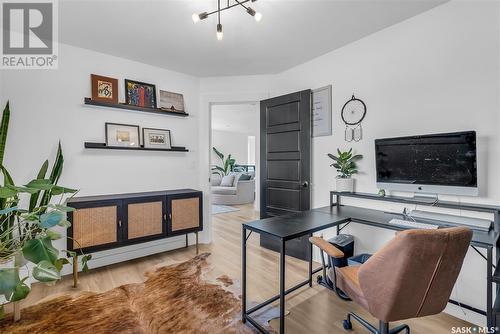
(242, 204, 500, 334)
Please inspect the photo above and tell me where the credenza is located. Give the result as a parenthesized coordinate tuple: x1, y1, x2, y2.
(67, 188, 203, 260)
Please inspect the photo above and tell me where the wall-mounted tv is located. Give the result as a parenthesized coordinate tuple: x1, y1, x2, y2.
(375, 131, 478, 196)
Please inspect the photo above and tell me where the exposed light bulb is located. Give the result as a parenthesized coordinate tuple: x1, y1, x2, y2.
(254, 12, 262, 22)
(192, 13, 200, 23)
(216, 24, 223, 40)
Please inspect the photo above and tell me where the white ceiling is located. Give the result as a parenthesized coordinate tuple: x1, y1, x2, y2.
(212, 104, 258, 134)
(60, 0, 448, 77)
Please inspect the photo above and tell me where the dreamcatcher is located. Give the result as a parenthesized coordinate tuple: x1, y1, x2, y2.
(341, 95, 366, 142)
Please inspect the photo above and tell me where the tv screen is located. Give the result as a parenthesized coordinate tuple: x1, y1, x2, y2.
(375, 131, 477, 195)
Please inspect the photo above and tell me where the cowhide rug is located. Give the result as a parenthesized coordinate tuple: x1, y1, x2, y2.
(0, 253, 270, 333)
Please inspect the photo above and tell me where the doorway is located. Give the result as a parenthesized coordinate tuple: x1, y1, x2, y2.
(210, 103, 260, 217)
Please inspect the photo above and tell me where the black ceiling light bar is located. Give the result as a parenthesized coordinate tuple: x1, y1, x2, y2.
(192, 0, 262, 40)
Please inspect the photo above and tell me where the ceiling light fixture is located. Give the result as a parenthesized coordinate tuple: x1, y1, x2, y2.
(192, 0, 262, 41)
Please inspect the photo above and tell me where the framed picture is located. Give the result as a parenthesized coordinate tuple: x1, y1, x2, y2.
(159, 90, 185, 113)
(125, 79, 157, 108)
(143, 128, 171, 149)
(105, 123, 140, 148)
(91, 74, 118, 103)
(312, 85, 332, 137)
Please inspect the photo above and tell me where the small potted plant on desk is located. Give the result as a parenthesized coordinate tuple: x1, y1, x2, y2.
(327, 148, 363, 193)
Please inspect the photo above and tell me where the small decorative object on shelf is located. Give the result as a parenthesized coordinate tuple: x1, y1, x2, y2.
(378, 189, 386, 197)
(341, 94, 366, 142)
(91, 74, 118, 104)
(143, 128, 172, 149)
(105, 122, 140, 148)
(125, 79, 157, 108)
(327, 148, 363, 193)
(159, 90, 185, 113)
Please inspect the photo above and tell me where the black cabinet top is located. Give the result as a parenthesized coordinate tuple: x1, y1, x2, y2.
(68, 189, 202, 203)
(243, 205, 499, 247)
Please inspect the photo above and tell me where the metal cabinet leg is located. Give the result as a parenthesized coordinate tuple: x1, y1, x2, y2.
(242, 225, 247, 323)
(72, 255, 78, 288)
(280, 238, 286, 333)
(196, 232, 199, 255)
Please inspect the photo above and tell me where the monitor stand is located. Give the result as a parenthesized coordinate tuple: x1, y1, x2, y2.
(412, 193, 438, 204)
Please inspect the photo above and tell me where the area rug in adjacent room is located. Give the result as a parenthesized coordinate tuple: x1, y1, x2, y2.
(0, 253, 274, 334)
(212, 204, 240, 215)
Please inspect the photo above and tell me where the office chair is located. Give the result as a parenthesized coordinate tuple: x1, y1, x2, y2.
(309, 227, 472, 334)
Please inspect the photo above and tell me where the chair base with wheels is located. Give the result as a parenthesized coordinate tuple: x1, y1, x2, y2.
(343, 314, 410, 334)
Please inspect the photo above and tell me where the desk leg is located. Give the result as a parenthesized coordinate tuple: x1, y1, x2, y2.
(280, 238, 286, 333)
(308, 233, 313, 287)
(242, 225, 247, 324)
(487, 246, 493, 328)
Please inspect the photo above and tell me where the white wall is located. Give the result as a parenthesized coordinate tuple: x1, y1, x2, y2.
(200, 1, 500, 325)
(212, 130, 250, 165)
(0, 43, 204, 273)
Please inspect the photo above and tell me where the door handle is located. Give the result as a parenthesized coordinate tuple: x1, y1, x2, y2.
(302, 181, 309, 188)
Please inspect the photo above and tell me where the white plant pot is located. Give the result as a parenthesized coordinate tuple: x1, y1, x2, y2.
(336, 177, 354, 193)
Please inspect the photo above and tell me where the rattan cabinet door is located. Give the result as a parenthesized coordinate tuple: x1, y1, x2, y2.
(168, 192, 202, 235)
(126, 200, 165, 240)
(71, 205, 119, 250)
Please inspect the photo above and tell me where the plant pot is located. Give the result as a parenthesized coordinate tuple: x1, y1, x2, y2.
(336, 177, 354, 193)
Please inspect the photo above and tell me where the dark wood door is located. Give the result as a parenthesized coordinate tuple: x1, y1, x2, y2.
(259, 90, 312, 260)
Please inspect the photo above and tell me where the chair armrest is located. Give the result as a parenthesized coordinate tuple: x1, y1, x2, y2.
(309, 236, 344, 258)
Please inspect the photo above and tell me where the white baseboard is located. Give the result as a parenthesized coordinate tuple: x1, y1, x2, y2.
(61, 235, 188, 276)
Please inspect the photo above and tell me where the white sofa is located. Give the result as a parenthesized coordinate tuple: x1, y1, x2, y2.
(211, 172, 255, 205)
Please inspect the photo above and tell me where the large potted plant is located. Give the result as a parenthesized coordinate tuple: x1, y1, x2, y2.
(327, 148, 363, 192)
(0, 102, 90, 322)
(211, 147, 236, 177)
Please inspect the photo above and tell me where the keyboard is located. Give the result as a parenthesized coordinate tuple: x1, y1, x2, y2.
(389, 218, 439, 230)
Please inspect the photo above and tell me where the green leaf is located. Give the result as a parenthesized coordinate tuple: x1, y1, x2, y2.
(0, 206, 17, 215)
(212, 147, 224, 160)
(11, 281, 30, 302)
(39, 142, 64, 208)
(40, 211, 64, 228)
(46, 229, 62, 240)
(0, 186, 18, 198)
(57, 220, 71, 228)
(0, 165, 14, 187)
(327, 153, 339, 161)
(54, 258, 70, 271)
(22, 236, 59, 264)
(66, 250, 77, 258)
(50, 186, 78, 196)
(26, 179, 54, 191)
(81, 254, 92, 272)
(0, 268, 19, 301)
(32, 260, 60, 282)
(29, 160, 49, 211)
(0, 102, 10, 166)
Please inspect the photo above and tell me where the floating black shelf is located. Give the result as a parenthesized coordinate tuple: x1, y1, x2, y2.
(84, 142, 189, 152)
(84, 98, 189, 117)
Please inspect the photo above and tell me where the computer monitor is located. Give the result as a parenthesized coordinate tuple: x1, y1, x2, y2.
(375, 131, 478, 196)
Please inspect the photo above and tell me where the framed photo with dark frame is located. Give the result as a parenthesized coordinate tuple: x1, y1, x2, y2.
(91, 74, 118, 104)
(105, 122, 140, 148)
(125, 79, 157, 109)
(142, 128, 171, 149)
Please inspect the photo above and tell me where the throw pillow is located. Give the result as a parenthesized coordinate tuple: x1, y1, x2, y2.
(220, 175, 235, 187)
(238, 174, 252, 181)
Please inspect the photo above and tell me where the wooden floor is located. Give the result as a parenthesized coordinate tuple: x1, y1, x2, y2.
(21, 203, 471, 333)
